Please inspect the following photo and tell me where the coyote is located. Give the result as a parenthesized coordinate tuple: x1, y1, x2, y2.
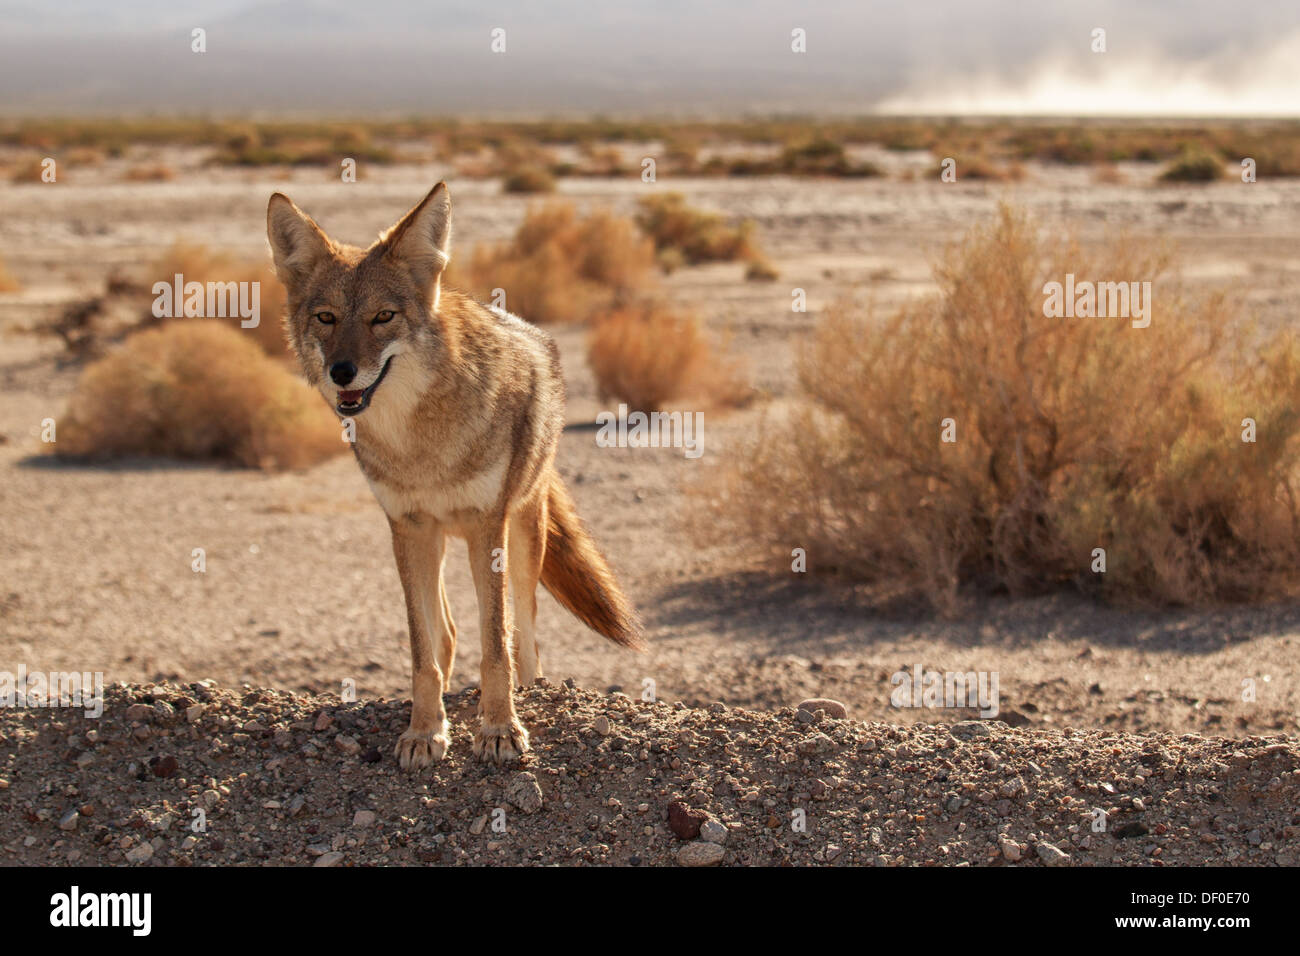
(266, 183, 643, 766)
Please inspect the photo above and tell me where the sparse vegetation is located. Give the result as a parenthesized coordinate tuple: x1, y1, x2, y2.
(501, 164, 556, 194)
(144, 243, 289, 358)
(635, 192, 760, 266)
(452, 202, 655, 324)
(123, 163, 176, 182)
(587, 303, 747, 413)
(55, 321, 344, 470)
(704, 206, 1300, 611)
(0, 256, 19, 292)
(1159, 149, 1225, 183)
(5, 117, 1300, 180)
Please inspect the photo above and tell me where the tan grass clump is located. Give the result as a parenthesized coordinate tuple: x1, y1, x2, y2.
(123, 163, 177, 182)
(455, 202, 655, 324)
(55, 321, 343, 470)
(145, 243, 289, 358)
(703, 205, 1300, 611)
(0, 256, 19, 292)
(635, 192, 759, 265)
(587, 303, 748, 413)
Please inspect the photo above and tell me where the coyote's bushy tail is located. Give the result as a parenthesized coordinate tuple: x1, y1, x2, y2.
(541, 471, 645, 650)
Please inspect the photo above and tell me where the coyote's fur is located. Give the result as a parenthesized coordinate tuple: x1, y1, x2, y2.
(266, 183, 643, 767)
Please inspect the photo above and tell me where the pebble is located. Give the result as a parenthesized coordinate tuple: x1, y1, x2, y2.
(593, 716, 611, 736)
(58, 809, 79, 831)
(149, 754, 179, 778)
(125, 843, 154, 863)
(796, 733, 836, 755)
(952, 721, 991, 740)
(699, 819, 729, 845)
(352, 810, 376, 828)
(1036, 842, 1070, 866)
(314, 851, 344, 867)
(333, 734, 361, 756)
(676, 842, 725, 867)
(668, 801, 708, 840)
(797, 698, 848, 719)
(505, 772, 544, 814)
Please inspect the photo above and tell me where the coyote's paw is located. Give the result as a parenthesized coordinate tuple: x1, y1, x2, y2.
(394, 722, 450, 771)
(473, 719, 530, 764)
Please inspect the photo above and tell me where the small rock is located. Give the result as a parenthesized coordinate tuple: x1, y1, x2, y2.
(149, 754, 178, 778)
(797, 698, 848, 719)
(593, 716, 611, 736)
(796, 733, 836, 755)
(505, 772, 544, 814)
(125, 843, 154, 864)
(668, 801, 709, 840)
(999, 837, 1022, 861)
(676, 842, 725, 867)
(314, 711, 334, 732)
(952, 721, 990, 740)
(1113, 821, 1149, 839)
(699, 819, 728, 845)
(313, 851, 344, 867)
(1036, 842, 1071, 866)
(352, 810, 376, 828)
(333, 734, 361, 756)
(185, 704, 206, 723)
(124, 704, 153, 722)
(58, 809, 79, 831)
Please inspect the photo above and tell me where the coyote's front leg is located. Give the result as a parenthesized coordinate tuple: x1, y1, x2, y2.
(389, 514, 451, 770)
(467, 513, 529, 763)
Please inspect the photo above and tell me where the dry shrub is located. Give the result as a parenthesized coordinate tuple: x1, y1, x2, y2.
(145, 243, 289, 358)
(9, 155, 53, 183)
(501, 164, 556, 194)
(123, 163, 176, 182)
(456, 202, 654, 324)
(587, 303, 748, 413)
(56, 321, 343, 471)
(704, 205, 1300, 611)
(1159, 149, 1225, 183)
(745, 256, 780, 282)
(636, 192, 759, 265)
(0, 256, 19, 292)
(1092, 164, 1127, 185)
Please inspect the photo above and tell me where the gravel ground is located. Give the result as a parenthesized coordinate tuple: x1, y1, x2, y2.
(2, 680, 1298, 867)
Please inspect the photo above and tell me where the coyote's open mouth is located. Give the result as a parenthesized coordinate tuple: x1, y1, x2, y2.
(335, 356, 394, 415)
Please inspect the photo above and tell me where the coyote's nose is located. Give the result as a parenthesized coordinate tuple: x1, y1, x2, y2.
(329, 361, 357, 386)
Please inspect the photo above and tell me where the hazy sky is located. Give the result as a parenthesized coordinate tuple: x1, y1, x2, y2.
(0, 0, 1296, 116)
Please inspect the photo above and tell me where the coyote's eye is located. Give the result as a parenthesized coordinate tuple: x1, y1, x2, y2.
(314, 312, 336, 325)
(372, 310, 396, 324)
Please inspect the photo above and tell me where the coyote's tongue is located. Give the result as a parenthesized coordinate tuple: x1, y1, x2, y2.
(339, 389, 363, 404)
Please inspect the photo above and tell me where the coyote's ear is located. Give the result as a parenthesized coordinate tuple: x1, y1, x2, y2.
(267, 193, 332, 289)
(381, 182, 452, 303)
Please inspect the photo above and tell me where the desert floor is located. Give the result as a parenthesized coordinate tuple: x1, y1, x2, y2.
(3, 149, 1300, 744)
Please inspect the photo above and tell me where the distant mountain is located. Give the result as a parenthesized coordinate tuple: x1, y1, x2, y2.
(0, 0, 1295, 116)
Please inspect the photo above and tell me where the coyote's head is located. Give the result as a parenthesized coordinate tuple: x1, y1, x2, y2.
(266, 183, 452, 415)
